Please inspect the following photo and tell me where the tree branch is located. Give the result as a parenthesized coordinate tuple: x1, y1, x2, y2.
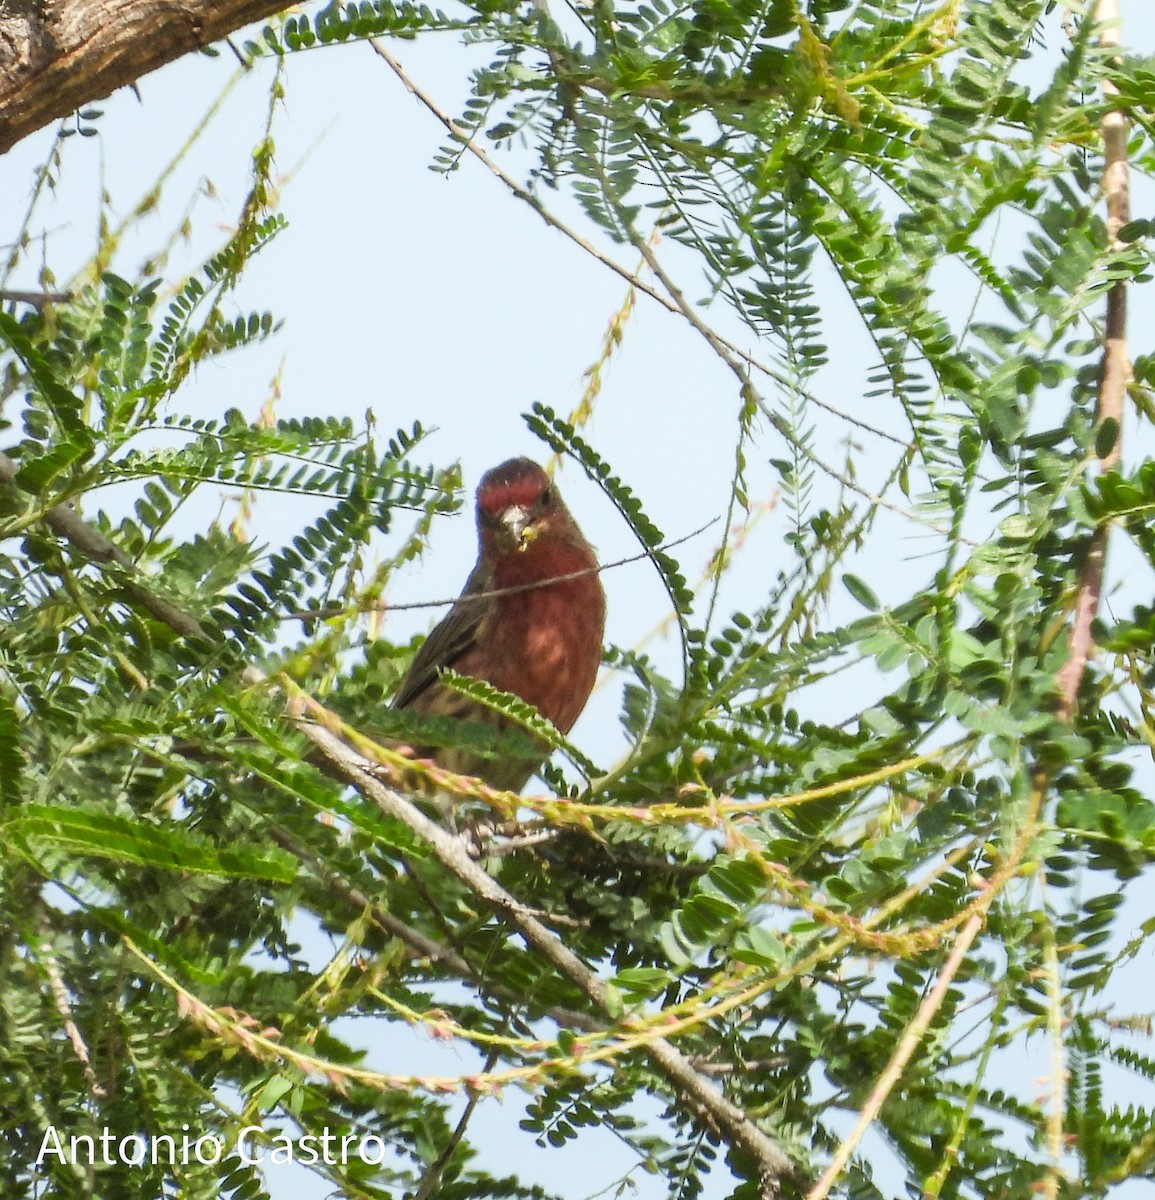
(804, 914, 984, 1200)
(1056, 0, 1129, 720)
(0, 0, 291, 156)
(0, 451, 207, 638)
(303, 723, 799, 1194)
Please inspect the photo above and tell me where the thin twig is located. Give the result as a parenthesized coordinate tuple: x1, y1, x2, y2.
(268, 827, 602, 1032)
(369, 40, 911, 451)
(614, 169, 946, 541)
(1040, 914, 1068, 1200)
(689, 1056, 788, 1076)
(628, 212, 754, 391)
(369, 39, 675, 313)
(283, 520, 717, 622)
(804, 913, 983, 1200)
(805, 762, 1050, 1199)
(413, 1046, 502, 1200)
(757, 398, 974, 544)
(1056, 0, 1129, 720)
(470, 825, 561, 856)
(0, 289, 73, 307)
(36, 910, 106, 1099)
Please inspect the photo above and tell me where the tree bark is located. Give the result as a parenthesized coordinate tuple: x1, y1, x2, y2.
(0, 0, 292, 156)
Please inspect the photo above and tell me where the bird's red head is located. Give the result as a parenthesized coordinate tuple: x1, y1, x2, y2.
(475, 457, 574, 555)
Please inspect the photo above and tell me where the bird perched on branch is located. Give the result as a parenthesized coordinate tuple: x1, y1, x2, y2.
(390, 457, 605, 793)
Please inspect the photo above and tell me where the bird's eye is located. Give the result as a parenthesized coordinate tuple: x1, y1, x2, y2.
(540, 486, 553, 507)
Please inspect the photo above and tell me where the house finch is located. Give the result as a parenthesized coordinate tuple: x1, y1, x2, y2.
(390, 457, 605, 792)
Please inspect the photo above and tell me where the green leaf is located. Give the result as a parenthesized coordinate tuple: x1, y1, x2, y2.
(843, 573, 879, 611)
(7, 806, 297, 881)
(0, 310, 93, 443)
(0, 689, 22, 806)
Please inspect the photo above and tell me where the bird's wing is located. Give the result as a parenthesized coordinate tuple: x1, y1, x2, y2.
(390, 560, 491, 711)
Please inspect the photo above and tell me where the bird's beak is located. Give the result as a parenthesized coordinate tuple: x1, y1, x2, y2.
(500, 505, 537, 551)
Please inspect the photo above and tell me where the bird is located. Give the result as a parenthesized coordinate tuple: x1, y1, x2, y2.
(389, 457, 605, 793)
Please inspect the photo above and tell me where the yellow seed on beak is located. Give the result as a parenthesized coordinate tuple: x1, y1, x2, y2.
(500, 505, 536, 551)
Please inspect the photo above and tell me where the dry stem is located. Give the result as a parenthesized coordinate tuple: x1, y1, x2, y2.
(1056, 0, 1130, 719)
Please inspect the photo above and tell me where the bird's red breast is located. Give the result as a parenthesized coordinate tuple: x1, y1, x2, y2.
(460, 532, 605, 736)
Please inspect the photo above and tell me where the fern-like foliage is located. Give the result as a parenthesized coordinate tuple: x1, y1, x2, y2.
(3, 3, 1155, 1200)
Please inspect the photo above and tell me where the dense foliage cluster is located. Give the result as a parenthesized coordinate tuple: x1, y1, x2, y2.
(3, 1, 1155, 1197)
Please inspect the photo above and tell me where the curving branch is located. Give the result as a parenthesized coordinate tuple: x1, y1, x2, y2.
(0, 0, 292, 156)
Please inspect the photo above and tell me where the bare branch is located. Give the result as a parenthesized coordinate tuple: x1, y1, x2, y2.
(805, 914, 984, 1200)
(413, 1047, 501, 1200)
(36, 909, 107, 1099)
(1056, 0, 1130, 720)
(0, 0, 293, 156)
(0, 289, 72, 307)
